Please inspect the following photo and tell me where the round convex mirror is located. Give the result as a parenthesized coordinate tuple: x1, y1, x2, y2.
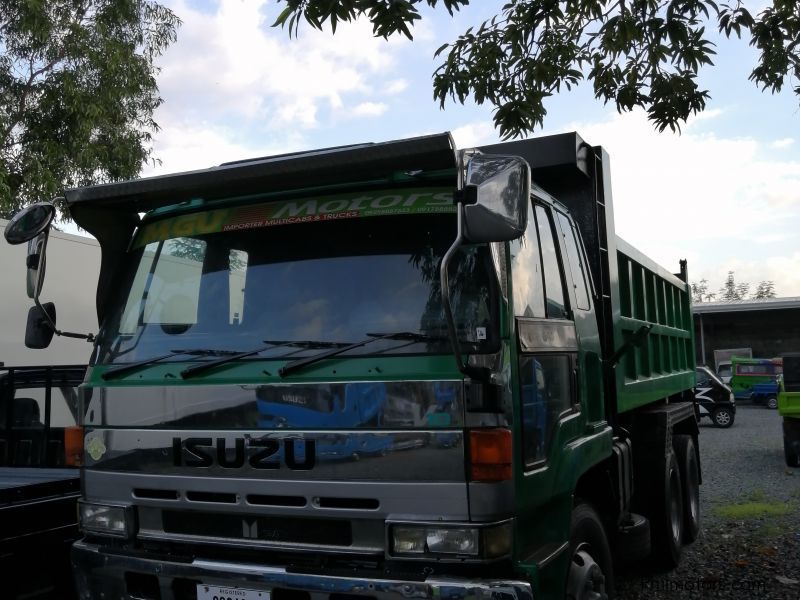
(3, 202, 57, 245)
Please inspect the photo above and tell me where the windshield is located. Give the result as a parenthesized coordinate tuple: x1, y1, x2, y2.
(698, 366, 725, 386)
(96, 211, 499, 365)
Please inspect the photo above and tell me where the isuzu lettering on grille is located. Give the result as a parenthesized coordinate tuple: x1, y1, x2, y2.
(172, 437, 316, 469)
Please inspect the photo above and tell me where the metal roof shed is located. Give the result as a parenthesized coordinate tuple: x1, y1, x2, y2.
(693, 297, 800, 365)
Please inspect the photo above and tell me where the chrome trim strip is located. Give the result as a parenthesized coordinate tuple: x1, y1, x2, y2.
(84, 379, 465, 429)
(517, 318, 578, 353)
(136, 530, 380, 555)
(72, 540, 535, 600)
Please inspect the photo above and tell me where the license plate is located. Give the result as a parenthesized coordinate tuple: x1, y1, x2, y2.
(196, 584, 270, 600)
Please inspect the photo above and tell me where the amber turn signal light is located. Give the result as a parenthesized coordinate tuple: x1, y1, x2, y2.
(65, 426, 84, 467)
(469, 428, 512, 482)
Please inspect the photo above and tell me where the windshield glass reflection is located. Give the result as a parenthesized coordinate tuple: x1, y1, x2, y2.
(96, 213, 499, 365)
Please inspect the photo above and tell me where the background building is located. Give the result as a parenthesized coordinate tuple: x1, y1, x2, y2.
(693, 297, 800, 366)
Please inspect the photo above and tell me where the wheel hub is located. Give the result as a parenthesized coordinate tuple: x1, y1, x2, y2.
(567, 546, 608, 600)
(670, 468, 682, 543)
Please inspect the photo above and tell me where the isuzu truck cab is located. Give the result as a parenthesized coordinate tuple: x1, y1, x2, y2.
(4, 132, 699, 600)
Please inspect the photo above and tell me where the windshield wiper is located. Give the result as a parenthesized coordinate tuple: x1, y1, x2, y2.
(278, 331, 445, 378)
(179, 340, 351, 380)
(101, 348, 241, 380)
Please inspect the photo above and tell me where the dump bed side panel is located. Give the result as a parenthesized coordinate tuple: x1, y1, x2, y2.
(615, 237, 695, 413)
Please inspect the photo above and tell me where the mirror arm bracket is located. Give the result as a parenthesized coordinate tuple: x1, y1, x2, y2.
(440, 202, 490, 383)
(31, 294, 95, 343)
(452, 184, 478, 205)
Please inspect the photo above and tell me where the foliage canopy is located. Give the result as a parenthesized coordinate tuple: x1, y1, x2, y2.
(274, 0, 800, 139)
(0, 0, 180, 217)
(691, 272, 777, 302)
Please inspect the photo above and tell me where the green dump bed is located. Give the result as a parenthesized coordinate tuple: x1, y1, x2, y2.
(614, 238, 695, 413)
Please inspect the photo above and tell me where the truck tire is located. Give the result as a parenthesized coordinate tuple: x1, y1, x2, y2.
(673, 435, 701, 543)
(614, 512, 650, 563)
(766, 396, 778, 410)
(566, 503, 614, 600)
(712, 407, 734, 428)
(785, 436, 800, 468)
(648, 450, 684, 570)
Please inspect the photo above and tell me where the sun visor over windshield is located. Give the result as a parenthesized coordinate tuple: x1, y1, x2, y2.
(63, 132, 458, 216)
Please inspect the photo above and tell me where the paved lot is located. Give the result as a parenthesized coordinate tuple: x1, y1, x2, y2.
(617, 404, 800, 599)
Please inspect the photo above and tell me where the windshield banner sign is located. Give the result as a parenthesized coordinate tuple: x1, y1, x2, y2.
(134, 187, 455, 248)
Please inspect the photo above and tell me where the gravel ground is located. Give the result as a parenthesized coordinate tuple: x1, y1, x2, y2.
(616, 404, 800, 599)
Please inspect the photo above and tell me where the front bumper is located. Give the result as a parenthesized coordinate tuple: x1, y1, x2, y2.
(72, 541, 534, 600)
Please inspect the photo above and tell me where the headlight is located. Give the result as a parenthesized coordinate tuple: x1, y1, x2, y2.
(391, 521, 511, 559)
(78, 501, 135, 538)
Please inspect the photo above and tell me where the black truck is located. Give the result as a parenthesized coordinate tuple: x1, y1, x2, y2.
(0, 364, 85, 599)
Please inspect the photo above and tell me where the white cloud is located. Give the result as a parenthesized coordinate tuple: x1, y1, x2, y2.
(683, 107, 725, 127)
(142, 0, 430, 174)
(450, 121, 500, 148)
(383, 79, 409, 95)
(156, 0, 406, 132)
(142, 123, 304, 176)
(771, 138, 795, 149)
(351, 102, 389, 118)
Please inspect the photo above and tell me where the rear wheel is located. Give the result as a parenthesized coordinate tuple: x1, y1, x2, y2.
(648, 450, 684, 569)
(673, 435, 701, 543)
(766, 396, 778, 410)
(712, 407, 734, 428)
(566, 503, 614, 600)
(785, 430, 800, 468)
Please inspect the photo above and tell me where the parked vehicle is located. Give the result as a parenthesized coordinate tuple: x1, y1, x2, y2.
(716, 361, 732, 384)
(713, 348, 751, 384)
(0, 218, 99, 366)
(779, 354, 800, 467)
(694, 366, 735, 428)
(5, 131, 700, 600)
(730, 357, 783, 408)
(0, 364, 86, 599)
(1, 220, 97, 598)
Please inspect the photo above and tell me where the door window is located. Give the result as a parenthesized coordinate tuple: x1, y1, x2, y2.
(555, 212, 591, 310)
(510, 203, 546, 318)
(534, 206, 568, 319)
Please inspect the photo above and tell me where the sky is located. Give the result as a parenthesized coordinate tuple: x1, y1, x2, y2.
(86, 0, 800, 297)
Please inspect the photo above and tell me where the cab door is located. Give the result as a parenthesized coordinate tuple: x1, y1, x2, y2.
(509, 199, 582, 568)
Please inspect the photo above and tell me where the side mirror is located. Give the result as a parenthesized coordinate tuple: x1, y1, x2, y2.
(461, 154, 531, 243)
(25, 303, 56, 349)
(26, 234, 47, 299)
(438, 152, 530, 383)
(4, 202, 56, 245)
(5, 203, 56, 300)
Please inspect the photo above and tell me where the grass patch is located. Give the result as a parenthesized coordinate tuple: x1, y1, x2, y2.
(757, 523, 784, 537)
(714, 501, 793, 520)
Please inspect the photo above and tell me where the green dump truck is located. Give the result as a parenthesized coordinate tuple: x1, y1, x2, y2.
(4, 132, 698, 600)
(779, 353, 800, 467)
